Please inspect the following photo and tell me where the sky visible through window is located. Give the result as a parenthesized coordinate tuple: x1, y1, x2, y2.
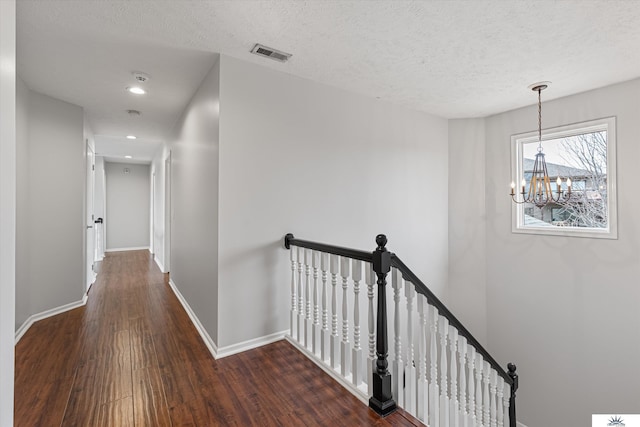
(523, 131, 607, 173)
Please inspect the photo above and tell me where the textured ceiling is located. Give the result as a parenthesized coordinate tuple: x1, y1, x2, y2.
(16, 0, 640, 160)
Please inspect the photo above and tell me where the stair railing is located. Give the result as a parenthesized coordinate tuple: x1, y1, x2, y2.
(284, 233, 518, 427)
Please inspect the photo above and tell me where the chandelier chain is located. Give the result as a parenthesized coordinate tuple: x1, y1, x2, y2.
(537, 88, 542, 153)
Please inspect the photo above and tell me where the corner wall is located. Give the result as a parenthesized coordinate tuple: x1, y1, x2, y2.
(484, 79, 640, 426)
(15, 77, 30, 329)
(216, 55, 449, 348)
(168, 56, 220, 345)
(448, 118, 487, 344)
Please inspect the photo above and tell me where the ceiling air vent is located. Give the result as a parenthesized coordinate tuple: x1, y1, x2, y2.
(251, 44, 292, 63)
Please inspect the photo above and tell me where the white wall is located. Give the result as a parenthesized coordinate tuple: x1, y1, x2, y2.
(216, 55, 449, 348)
(168, 57, 220, 344)
(15, 89, 85, 324)
(105, 162, 150, 251)
(0, 1, 16, 423)
(448, 118, 487, 344)
(482, 79, 640, 426)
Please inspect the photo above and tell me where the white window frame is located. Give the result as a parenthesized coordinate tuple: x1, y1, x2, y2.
(511, 116, 617, 239)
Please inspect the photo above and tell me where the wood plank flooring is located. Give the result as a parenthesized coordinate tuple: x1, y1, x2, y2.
(15, 250, 422, 426)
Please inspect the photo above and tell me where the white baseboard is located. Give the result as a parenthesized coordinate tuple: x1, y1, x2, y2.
(105, 246, 149, 252)
(518, 422, 528, 427)
(15, 295, 88, 344)
(285, 335, 369, 405)
(216, 330, 288, 359)
(167, 278, 287, 360)
(168, 278, 218, 357)
(154, 255, 165, 273)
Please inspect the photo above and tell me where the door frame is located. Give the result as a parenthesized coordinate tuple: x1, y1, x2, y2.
(85, 139, 96, 290)
(164, 152, 171, 273)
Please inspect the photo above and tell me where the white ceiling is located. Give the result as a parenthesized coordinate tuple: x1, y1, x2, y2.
(17, 0, 640, 161)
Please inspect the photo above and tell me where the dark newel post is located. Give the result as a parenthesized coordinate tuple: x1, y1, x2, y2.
(368, 234, 397, 416)
(508, 363, 518, 427)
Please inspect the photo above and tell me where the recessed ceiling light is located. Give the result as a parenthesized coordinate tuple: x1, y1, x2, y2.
(125, 155, 133, 159)
(126, 135, 137, 140)
(126, 86, 146, 95)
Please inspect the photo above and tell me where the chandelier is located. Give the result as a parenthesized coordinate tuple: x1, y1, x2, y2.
(510, 83, 571, 208)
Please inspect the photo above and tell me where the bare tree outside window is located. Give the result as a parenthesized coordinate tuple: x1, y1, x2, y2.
(557, 131, 607, 228)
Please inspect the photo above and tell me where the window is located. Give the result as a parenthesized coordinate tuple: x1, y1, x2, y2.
(511, 117, 617, 239)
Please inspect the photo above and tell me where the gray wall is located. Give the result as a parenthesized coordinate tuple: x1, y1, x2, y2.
(168, 57, 220, 344)
(105, 162, 150, 251)
(15, 85, 85, 329)
(216, 55, 449, 347)
(451, 78, 640, 427)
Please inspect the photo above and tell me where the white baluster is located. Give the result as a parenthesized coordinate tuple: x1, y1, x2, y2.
(503, 382, 510, 427)
(429, 305, 440, 427)
(497, 376, 505, 427)
(297, 246, 304, 343)
(490, 369, 498, 427)
(458, 336, 468, 427)
(312, 250, 320, 355)
(468, 347, 476, 427)
(330, 254, 340, 369)
(483, 362, 491, 426)
(304, 248, 312, 349)
(391, 268, 404, 408)
(405, 280, 416, 416)
(449, 327, 459, 427)
(320, 252, 329, 362)
(352, 259, 363, 387)
(366, 263, 376, 395)
(290, 246, 297, 339)
(340, 256, 351, 377)
(439, 316, 450, 427)
(475, 354, 483, 425)
(417, 294, 429, 422)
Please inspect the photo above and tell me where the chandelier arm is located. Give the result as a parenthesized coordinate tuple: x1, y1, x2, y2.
(510, 195, 528, 205)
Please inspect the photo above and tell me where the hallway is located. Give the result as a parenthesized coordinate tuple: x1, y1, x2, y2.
(14, 250, 420, 426)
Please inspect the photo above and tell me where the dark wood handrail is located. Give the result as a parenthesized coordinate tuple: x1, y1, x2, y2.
(284, 234, 373, 263)
(390, 254, 512, 386)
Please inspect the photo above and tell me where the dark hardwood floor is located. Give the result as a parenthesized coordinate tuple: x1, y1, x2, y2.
(14, 250, 421, 426)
